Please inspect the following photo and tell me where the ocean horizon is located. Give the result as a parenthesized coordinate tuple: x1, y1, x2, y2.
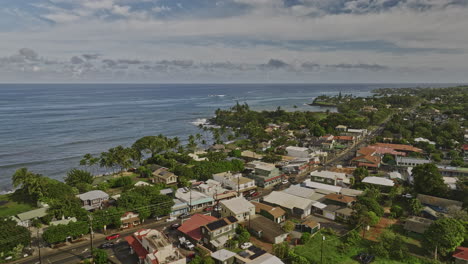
(0, 83, 461, 192)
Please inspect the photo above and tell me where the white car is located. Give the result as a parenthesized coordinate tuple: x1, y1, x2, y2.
(282, 180, 289, 184)
(240, 242, 253, 249)
(166, 216, 177, 222)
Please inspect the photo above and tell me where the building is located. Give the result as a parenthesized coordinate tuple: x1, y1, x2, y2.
(151, 167, 178, 185)
(241, 151, 264, 161)
(323, 193, 356, 207)
(12, 207, 48, 227)
(262, 191, 314, 219)
(310, 170, 351, 186)
(125, 229, 185, 264)
(196, 180, 237, 201)
(246, 161, 282, 188)
(373, 143, 422, 154)
(297, 220, 320, 234)
(77, 190, 109, 211)
(437, 166, 468, 178)
(335, 207, 354, 222)
(211, 249, 237, 264)
(302, 179, 342, 194)
(171, 199, 189, 216)
(251, 202, 286, 224)
(219, 197, 255, 222)
(212, 172, 257, 194)
(404, 216, 433, 234)
(121, 212, 141, 229)
(210, 144, 226, 152)
(178, 214, 218, 243)
(417, 194, 462, 213)
(282, 184, 325, 201)
(285, 146, 310, 159)
(396, 157, 430, 167)
(247, 215, 288, 244)
(200, 216, 239, 251)
(351, 155, 381, 168)
(335, 125, 347, 132)
(175, 188, 214, 210)
(453, 247, 468, 264)
(362, 176, 395, 187)
(236, 251, 284, 264)
(49, 217, 77, 226)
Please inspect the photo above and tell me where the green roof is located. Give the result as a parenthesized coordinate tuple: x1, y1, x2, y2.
(17, 207, 48, 221)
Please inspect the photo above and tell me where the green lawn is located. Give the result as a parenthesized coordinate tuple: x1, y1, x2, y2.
(0, 194, 35, 217)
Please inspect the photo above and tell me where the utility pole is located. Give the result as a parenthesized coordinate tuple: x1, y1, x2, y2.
(88, 214, 94, 263)
(237, 174, 240, 197)
(321, 235, 325, 264)
(36, 229, 42, 264)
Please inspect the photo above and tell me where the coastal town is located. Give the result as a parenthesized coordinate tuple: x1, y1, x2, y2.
(1, 86, 467, 264)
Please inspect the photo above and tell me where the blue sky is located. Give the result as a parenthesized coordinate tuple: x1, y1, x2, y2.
(1, 0, 468, 83)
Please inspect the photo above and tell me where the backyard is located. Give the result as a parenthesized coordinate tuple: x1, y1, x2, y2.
(0, 193, 35, 217)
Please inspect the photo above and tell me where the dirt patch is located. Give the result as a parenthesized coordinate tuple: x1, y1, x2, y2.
(250, 236, 273, 253)
(365, 217, 398, 241)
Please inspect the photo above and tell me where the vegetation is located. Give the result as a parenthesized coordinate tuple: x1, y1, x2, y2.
(92, 248, 109, 264)
(412, 164, 448, 197)
(0, 218, 31, 255)
(423, 218, 466, 258)
(42, 221, 89, 244)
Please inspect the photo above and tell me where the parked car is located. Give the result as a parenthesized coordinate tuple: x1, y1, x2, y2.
(98, 242, 114, 249)
(357, 253, 375, 264)
(155, 216, 162, 221)
(203, 207, 213, 212)
(184, 240, 195, 250)
(282, 179, 289, 184)
(105, 234, 120, 240)
(171, 223, 181, 229)
(251, 192, 260, 197)
(214, 206, 221, 211)
(178, 212, 190, 219)
(166, 216, 177, 222)
(240, 242, 253, 249)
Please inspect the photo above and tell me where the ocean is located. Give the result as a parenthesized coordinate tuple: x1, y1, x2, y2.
(0, 83, 456, 192)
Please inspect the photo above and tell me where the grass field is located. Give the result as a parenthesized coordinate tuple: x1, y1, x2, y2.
(0, 194, 35, 217)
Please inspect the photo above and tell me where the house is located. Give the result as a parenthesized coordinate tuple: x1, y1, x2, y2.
(323, 193, 356, 207)
(246, 161, 282, 188)
(50, 217, 77, 226)
(437, 166, 468, 178)
(211, 249, 237, 264)
(373, 143, 422, 154)
(285, 146, 310, 159)
(241, 151, 264, 161)
(175, 188, 214, 210)
(200, 216, 239, 251)
(124, 229, 185, 264)
(151, 167, 178, 185)
(334, 136, 355, 145)
(346, 128, 367, 139)
(282, 158, 312, 175)
(453, 247, 468, 264)
(417, 194, 462, 213)
(210, 144, 226, 152)
(212, 171, 257, 195)
(404, 216, 433, 234)
(322, 205, 341, 220)
(310, 170, 351, 186)
(178, 214, 218, 243)
(251, 202, 286, 224)
(351, 155, 381, 168)
(171, 199, 189, 216)
(297, 220, 320, 234)
(219, 197, 255, 222)
(396, 157, 430, 167)
(262, 191, 314, 219)
(236, 251, 284, 264)
(121, 212, 141, 229)
(365, 145, 406, 157)
(282, 184, 325, 201)
(160, 188, 174, 196)
(247, 215, 289, 244)
(196, 179, 237, 201)
(335, 207, 354, 222)
(77, 190, 109, 211)
(362, 176, 395, 187)
(463, 145, 468, 161)
(12, 207, 48, 227)
(443, 177, 458, 190)
(335, 125, 347, 132)
(302, 179, 342, 194)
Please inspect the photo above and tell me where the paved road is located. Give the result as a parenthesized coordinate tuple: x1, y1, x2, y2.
(14, 219, 179, 264)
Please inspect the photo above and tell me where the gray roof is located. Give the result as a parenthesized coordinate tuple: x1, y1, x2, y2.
(17, 207, 48, 221)
(160, 188, 174, 195)
(211, 249, 236, 261)
(77, 190, 109, 201)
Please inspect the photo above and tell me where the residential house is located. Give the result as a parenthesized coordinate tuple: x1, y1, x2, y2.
(200, 216, 239, 251)
(241, 151, 264, 161)
(302, 179, 342, 194)
(351, 154, 381, 168)
(236, 251, 284, 264)
(335, 207, 354, 222)
(171, 199, 189, 216)
(282, 184, 325, 201)
(285, 146, 310, 159)
(196, 179, 237, 201)
(323, 193, 356, 207)
(453, 247, 468, 264)
(282, 158, 312, 175)
(175, 188, 214, 210)
(178, 214, 218, 243)
(247, 215, 288, 244)
(246, 161, 282, 188)
(124, 229, 185, 264)
(322, 205, 341, 220)
(262, 191, 314, 219)
(335, 125, 347, 132)
(373, 143, 422, 154)
(362, 176, 395, 187)
(151, 167, 178, 185)
(463, 145, 468, 161)
(121, 212, 141, 229)
(296, 220, 320, 234)
(211, 249, 237, 264)
(310, 170, 351, 186)
(437, 166, 468, 178)
(210, 144, 226, 152)
(160, 188, 174, 197)
(12, 207, 48, 227)
(212, 171, 257, 195)
(251, 202, 286, 224)
(396, 157, 430, 167)
(417, 194, 462, 213)
(334, 136, 355, 146)
(346, 128, 367, 139)
(77, 190, 109, 211)
(219, 197, 255, 223)
(404, 216, 433, 234)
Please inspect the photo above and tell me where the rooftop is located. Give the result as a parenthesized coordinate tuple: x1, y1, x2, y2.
(283, 184, 325, 201)
(263, 191, 314, 210)
(211, 249, 237, 261)
(362, 176, 395, 187)
(453, 247, 468, 261)
(251, 201, 286, 218)
(374, 143, 422, 153)
(324, 193, 356, 204)
(249, 215, 288, 238)
(77, 190, 108, 201)
(205, 216, 238, 231)
(302, 180, 342, 193)
(16, 207, 48, 221)
(220, 197, 255, 215)
(178, 214, 217, 241)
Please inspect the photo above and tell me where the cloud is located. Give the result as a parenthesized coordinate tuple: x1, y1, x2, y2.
(82, 54, 100, 60)
(70, 56, 85, 64)
(19, 48, 39, 61)
(328, 63, 389, 71)
(260, 59, 290, 70)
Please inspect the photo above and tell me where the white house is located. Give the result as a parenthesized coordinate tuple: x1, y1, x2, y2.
(285, 146, 310, 159)
(212, 171, 256, 193)
(396, 157, 430, 167)
(219, 197, 255, 222)
(310, 170, 351, 186)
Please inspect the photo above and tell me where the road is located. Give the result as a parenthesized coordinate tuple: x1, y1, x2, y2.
(14, 219, 180, 264)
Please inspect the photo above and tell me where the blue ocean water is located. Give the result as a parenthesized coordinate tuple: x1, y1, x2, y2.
(0, 83, 456, 191)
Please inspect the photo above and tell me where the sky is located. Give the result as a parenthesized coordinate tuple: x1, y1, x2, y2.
(1, 0, 468, 83)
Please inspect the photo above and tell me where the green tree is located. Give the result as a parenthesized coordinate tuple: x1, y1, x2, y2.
(372, 230, 408, 260)
(12, 168, 48, 202)
(409, 198, 423, 215)
(236, 225, 251, 244)
(273, 241, 290, 259)
(352, 167, 369, 185)
(412, 163, 448, 197)
(65, 169, 93, 187)
(390, 205, 404, 218)
(0, 218, 31, 254)
(92, 248, 108, 264)
(424, 218, 466, 257)
(132, 136, 168, 157)
(283, 220, 295, 232)
(300, 232, 311, 244)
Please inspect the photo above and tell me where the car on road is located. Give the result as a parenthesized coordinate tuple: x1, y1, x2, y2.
(203, 206, 213, 212)
(98, 242, 115, 249)
(240, 242, 253, 249)
(171, 223, 181, 229)
(105, 234, 120, 240)
(166, 216, 177, 222)
(282, 179, 289, 184)
(178, 212, 190, 219)
(214, 205, 221, 211)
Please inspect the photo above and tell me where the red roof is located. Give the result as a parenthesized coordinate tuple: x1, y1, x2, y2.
(178, 214, 217, 241)
(336, 136, 354, 141)
(453, 247, 468, 260)
(463, 145, 468, 151)
(125, 235, 148, 260)
(264, 175, 282, 182)
(373, 143, 422, 153)
(368, 145, 406, 156)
